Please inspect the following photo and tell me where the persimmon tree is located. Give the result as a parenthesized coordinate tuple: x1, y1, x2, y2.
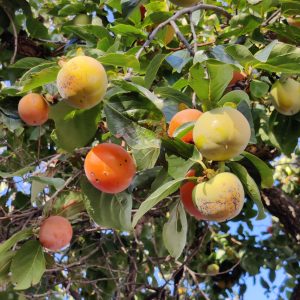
(0, 0, 300, 299)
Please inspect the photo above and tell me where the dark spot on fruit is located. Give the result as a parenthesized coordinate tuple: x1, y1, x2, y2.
(95, 178, 99, 182)
(124, 159, 128, 163)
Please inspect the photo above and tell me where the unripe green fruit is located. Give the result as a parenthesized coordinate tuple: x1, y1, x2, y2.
(169, 0, 199, 7)
(270, 78, 300, 116)
(192, 172, 244, 222)
(206, 264, 220, 275)
(73, 14, 92, 25)
(193, 107, 251, 161)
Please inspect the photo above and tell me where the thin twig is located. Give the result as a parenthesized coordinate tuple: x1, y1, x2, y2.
(189, 13, 198, 54)
(1, 4, 18, 64)
(125, 4, 231, 79)
(170, 20, 194, 56)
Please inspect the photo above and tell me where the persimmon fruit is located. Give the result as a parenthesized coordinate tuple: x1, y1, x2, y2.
(229, 71, 247, 86)
(73, 14, 92, 25)
(270, 78, 300, 116)
(84, 143, 136, 194)
(18, 93, 49, 126)
(168, 109, 202, 143)
(39, 216, 73, 251)
(193, 107, 251, 161)
(192, 172, 244, 222)
(57, 55, 108, 109)
(180, 169, 203, 220)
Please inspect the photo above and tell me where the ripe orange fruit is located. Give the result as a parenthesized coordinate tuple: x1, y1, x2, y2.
(84, 143, 136, 194)
(168, 109, 202, 143)
(18, 93, 49, 126)
(229, 71, 247, 86)
(180, 169, 203, 220)
(39, 216, 73, 251)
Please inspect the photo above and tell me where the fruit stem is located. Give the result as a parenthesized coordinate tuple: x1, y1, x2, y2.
(218, 161, 225, 172)
(198, 159, 208, 170)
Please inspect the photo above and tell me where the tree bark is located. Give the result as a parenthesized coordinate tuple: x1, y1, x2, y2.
(290, 279, 300, 300)
(262, 188, 300, 243)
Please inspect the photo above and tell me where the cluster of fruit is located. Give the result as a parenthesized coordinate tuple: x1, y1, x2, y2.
(16, 52, 300, 252)
(168, 107, 250, 222)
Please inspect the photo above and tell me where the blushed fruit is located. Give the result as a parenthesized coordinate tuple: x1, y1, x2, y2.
(270, 78, 300, 116)
(168, 109, 202, 143)
(206, 264, 220, 275)
(193, 107, 250, 161)
(180, 170, 203, 220)
(229, 71, 247, 86)
(84, 143, 136, 194)
(57, 55, 108, 109)
(169, 0, 199, 7)
(73, 14, 92, 25)
(39, 216, 73, 251)
(18, 93, 49, 126)
(192, 172, 244, 222)
(287, 17, 300, 28)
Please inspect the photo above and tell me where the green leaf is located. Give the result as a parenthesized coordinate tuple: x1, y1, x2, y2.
(189, 60, 233, 108)
(144, 54, 167, 89)
(163, 202, 187, 259)
(254, 43, 300, 74)
(110, 24, 146, 38)
(237, 100, 257, 144)
(98, 53, 140, 71)
(121, 0, 144, 17)
(218, 90, 250, 106)
(154, 86, 192, 108)
(0, 229, 32, 257)
(62, 25, 113, 44)
(30, 180, 47, 204)
(250, 80, 269, 98)
(30, 176, 65, 190)
(81, 178, 132, 231)
(0, 166, 34, 178)
(0, 251, 15, 282)
(166, 50, 192, 73)
(132, 177, 185, 227)
(11, 240, 45, 290)
(242, 151, 274, 188)
(166, 154, 195, 179)
(26, 17, 49, 39)
(104, 92, 162, 169)
(173, 121, 195, 140)
(225, 45, 258, 68)
(162, 137, 194, 159)
(228, 162, 266, 220)
(10, 58, 50, 69)
(58, 3, 85, 16)
(21, 66, 59, 93)
(49, 101, 101, 152)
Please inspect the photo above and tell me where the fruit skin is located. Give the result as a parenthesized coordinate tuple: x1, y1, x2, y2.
(73, 14, 92, 25)
(287, 17, 300, 28)
(228, 71, 247, 86)
(57, 55, 108, 110)
(206, 264, 220, 275)
(169, 0, 199, 7)
(39, 216, 73, 251)
(270, 78, 300, 116)
(168, 109, 202, 143)
(180, 170, 203, 220)
(193, 107, 251, 161)
(192, 172, 244, 222)
(84, 143, 136, 194)
(18, 93, 49, 126)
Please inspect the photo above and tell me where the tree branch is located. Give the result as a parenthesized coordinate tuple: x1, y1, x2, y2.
(262, 188, 300, 243)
